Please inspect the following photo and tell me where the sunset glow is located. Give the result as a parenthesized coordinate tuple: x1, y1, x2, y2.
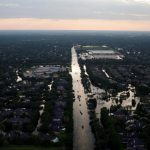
(0, 0, 150, 31)
(0, 18, 150, 31)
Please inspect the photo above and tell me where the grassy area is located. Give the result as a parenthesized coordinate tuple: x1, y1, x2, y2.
(0, 146, 64, 150)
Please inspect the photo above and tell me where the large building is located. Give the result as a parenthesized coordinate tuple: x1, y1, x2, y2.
(78, 45, 124, 60)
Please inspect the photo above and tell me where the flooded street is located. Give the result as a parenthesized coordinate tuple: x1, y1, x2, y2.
(71, 47, 94, 150)
(71, 46, 140, 150)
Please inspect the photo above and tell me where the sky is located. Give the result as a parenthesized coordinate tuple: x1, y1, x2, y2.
(0, 0, 150, 31)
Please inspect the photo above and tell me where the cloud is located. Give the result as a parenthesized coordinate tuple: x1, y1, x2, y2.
(94, 11, 150, 20)
(0, 3, 20, 7)
(129, 0, 150, 4)
(0, 0, 150, 21)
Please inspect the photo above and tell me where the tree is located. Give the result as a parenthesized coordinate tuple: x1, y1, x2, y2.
(101, 107, 109, 128)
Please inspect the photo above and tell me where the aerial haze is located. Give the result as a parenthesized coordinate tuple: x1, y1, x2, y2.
(0, 0, 150, 30)
(0, 1, 150, 150)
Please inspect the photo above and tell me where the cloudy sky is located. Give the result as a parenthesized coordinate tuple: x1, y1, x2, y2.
(0, 0, 150, 30)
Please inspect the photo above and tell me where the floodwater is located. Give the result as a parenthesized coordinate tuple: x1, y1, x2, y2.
(32, 104, 45, 135)
(48, 80, 53, 91)
(71, 46, 139, 149)
(16, 70, 22, 82)
(71, 47, 94, 150)
(83, 65, 140, 119)
(33, 82, 53, 135)
(102, 69, 110, 78)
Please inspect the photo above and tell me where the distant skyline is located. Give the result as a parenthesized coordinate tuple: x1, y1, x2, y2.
(0, 0, 150, 31)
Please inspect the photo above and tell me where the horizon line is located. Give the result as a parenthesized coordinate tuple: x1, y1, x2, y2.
(0, 29, 150, 32)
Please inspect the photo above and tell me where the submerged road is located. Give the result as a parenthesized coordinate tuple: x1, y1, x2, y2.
(71, 46, 94, 150)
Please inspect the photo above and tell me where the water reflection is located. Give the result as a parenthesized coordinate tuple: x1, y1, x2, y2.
(71, 47, 94, 150)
